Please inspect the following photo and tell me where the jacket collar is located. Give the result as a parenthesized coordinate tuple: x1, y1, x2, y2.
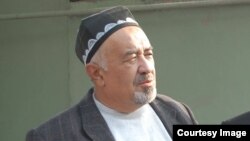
(79, 88, 115, 141)
(150, 97, 176, 138)
(78, 89, 179, 140)
(150, 94, 196, 138)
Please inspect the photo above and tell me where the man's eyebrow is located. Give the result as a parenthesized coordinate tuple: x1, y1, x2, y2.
(123, 46, 153, 58)
(123, 48, 138, 58)
(145, 46, 153, 50)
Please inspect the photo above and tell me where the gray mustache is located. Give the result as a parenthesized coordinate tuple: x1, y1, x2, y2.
(134, 74, 153, 84)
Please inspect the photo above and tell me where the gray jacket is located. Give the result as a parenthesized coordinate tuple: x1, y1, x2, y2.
(26, 88, 197, 141)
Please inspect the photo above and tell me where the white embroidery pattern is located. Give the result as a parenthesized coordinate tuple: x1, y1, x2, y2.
(82, 17, 138, 64)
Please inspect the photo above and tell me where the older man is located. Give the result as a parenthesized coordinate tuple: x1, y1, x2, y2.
(26, 6, 197, 141)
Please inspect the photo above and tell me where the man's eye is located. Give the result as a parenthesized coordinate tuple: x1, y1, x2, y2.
(145, 52, 153, 58)
(130, 56, 137, 62)
(126, 55, 137, 63)
(146, 53, 153, 56)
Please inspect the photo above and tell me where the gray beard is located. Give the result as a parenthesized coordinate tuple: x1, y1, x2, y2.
(134, 87, 157, 105)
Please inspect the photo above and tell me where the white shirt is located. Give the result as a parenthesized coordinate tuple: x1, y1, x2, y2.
(93, 95, 172, 141)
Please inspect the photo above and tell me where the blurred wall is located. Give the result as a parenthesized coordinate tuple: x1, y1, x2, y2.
(0, 0, 70, 141)
(1, 0, 250, 141)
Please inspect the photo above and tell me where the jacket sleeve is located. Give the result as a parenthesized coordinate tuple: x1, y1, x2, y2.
(26, 129, 44, 141)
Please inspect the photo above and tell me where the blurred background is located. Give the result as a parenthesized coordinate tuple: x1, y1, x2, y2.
(1, 0, 250, 140)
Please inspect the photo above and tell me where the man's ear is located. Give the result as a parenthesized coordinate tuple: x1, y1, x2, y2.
(85, 63, 104, 86)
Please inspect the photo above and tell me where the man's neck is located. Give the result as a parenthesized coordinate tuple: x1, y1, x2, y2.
(93, 91, 143, 114)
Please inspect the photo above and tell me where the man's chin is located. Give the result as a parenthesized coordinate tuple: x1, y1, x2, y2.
(134, 88, 157, 105)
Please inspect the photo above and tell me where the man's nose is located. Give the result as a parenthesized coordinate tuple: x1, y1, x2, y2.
(138, 57, 154, 74)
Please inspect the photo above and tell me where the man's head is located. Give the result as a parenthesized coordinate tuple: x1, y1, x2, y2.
(75, 6, 157, 113)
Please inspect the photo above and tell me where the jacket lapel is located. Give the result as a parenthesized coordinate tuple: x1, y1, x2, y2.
(78, 90, 191, 140)
(79, 88, 115, 141)
(150, 94, 196, 138)
(150, 98, 176, 138)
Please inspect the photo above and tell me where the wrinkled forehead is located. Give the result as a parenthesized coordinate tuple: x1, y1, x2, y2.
(106, 26, 151, 51)
(131, 28, 151, 49)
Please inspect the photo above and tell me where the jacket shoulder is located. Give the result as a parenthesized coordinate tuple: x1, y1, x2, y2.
(154, 94, 198, 124)
(26, 102, 89, 141)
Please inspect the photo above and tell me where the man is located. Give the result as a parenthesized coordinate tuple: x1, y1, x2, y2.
(26, 6, 197, 141)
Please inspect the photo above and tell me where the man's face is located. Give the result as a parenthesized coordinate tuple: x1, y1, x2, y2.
(100, 26, 156, 108)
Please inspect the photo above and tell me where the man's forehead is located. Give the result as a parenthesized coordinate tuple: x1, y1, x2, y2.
(101, 26, 152, 56)
(113, 27, 151, 47)
(128, 46, 153, 51)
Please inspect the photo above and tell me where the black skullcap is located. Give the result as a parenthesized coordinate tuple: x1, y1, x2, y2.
(75, 6, 140, 64)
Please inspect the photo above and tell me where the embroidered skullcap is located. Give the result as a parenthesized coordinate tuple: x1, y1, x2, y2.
(75, 6, 139, 64)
